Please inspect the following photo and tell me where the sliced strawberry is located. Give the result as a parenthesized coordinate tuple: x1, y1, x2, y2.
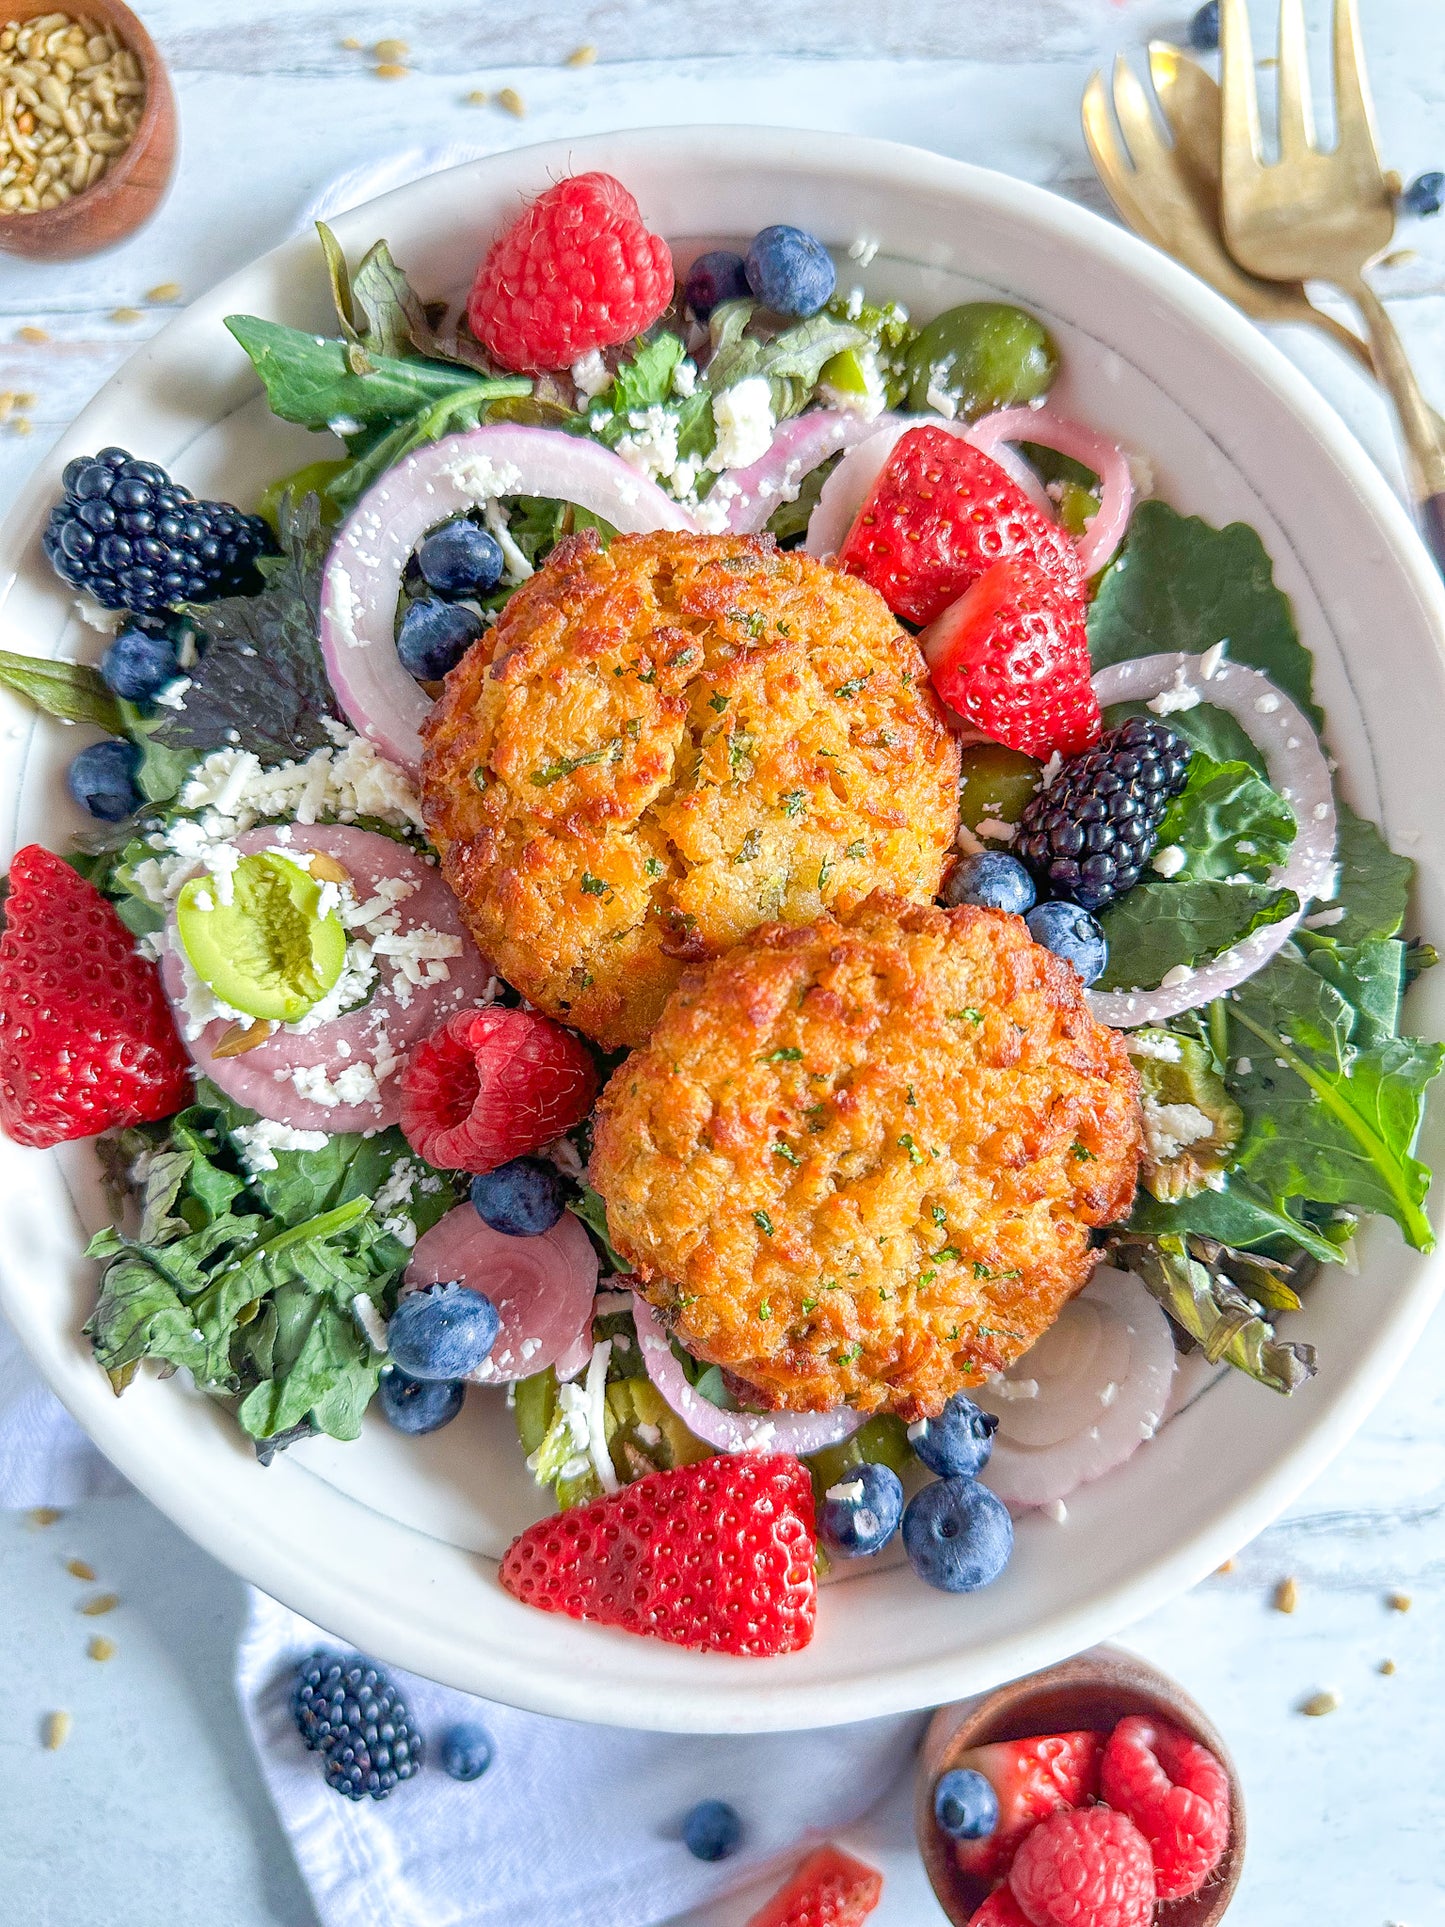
(499, 1453, 817, 1656)
(836, 425, 1083, 626)
(0, 844, 191, 1147)
(968, 1888, 1031, 1927)
(743, 1843, 883, 1927)
(920, 556, 1101, 761)
(398, 1004, 598, 1173)
(952, 1730, 1104, 1883)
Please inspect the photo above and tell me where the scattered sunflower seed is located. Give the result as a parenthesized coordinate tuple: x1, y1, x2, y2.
(65, 1557, 96, 1581)
(9, 415, 32, 434)
(87, 1634, 116, 1662)
(42, 1710, 71, 1749)
(1299, 1689, 1339, 1717)
(78, 1591, 119, 1616)
(372, 37, 408, 60)
(1379, 1658, 1397, 1676)
(108, 306, 142, 322)
(339, 36, 361, 51)
(27, 1505, 61, 1526)
(464, 88, 488, 105)
(17, 325, 49, 342)
(497, 86, 526, 118)
(1387, 1591, 1413, 1612)
(1214, 1559, 1235, 1576)
(374, 62, 407, 79)
(145, 280, 180, 302)
(565, 43, 598, 67)
(1273, 1575, 1299, 1614)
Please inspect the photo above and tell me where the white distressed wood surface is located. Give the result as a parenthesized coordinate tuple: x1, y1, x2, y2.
(2, 5, 1444, 1925)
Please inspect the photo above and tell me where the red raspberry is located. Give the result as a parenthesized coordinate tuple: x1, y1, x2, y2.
(969, 1887, 1031, 1926)
(836, 425, 1084, 627)
(0, 844, 191, 1147)
(921, 555, 1100, 762)
(1008, 1808, 1155, 1927)
(952, 1730, 1103, 1883)
(1100, 1714, 1231, 1901)
(500, 1453, 817, 1656)
(398, 1004, 598, 1172)
(467, 171, 674, 374)
(743, 1842, 883, 1927)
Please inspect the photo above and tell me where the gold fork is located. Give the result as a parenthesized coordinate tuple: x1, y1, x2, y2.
(1083, 45, 1377, 378)
(1218, 0, 1445, 570)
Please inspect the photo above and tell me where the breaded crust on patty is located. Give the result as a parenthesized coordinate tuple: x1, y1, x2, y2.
(591, 895, 1142, 1420)
(420, 530, 960, 1050)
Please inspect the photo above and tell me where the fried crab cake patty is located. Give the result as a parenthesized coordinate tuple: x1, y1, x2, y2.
(419, 530, 959, 1050)
(591, 895, 1142, 1420)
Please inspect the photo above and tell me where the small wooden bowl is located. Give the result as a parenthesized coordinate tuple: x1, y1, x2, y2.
(915, 1645, 1246, 1926)
(0, 0, 176, 259)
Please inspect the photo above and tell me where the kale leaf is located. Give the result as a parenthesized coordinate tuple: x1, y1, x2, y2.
(1306, 797, 1413, 945)
(1155, 753, 1297, 883)
(1095, 879, 1298, 993)
(1104, 698, 1267, 776)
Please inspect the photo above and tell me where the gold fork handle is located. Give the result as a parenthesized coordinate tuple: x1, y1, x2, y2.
(1349, 276, 1445, 573)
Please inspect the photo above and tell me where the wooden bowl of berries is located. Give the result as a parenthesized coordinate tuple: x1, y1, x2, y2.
(915, 1645, 1244, 1926)
(0, 0, 176, 259)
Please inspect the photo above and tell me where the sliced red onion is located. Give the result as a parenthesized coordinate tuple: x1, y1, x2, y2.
(158, 824, 493, 1133)
(719, 411, 882, 535)
(977, 1267, 1176, 1509)
(966, 406, 1134, 576)
(406, 1203, 598, 1384)
(1087, 652, 1336, 1029)
(803, 415, 1052, 560)
(631, 1295, 862, 1456)
(319, 426, 701, 768)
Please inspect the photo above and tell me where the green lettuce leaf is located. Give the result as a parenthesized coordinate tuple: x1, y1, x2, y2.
(0, 649, 123, 734)
(1306, 798, 1413, 945)
(1156, 753, 1296, 883)
(605, 332, 686, 414)
(1096, 879, 1298, 993)
(1109, 1231, 1317, 1394)
(1088, 502, 1320, 726)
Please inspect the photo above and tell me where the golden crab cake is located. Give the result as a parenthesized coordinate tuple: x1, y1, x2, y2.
(590, 895, 1142, 1421)
(419, 529, 959, 1050)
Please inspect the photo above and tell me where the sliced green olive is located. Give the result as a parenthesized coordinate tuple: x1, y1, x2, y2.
(958, 743, 1044, 834)
(905, 302, 1059, 421)
(176, 850, 347, 1025)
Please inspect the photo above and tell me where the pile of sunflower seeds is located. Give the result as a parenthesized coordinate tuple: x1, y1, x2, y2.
(0, 12, 145, 213)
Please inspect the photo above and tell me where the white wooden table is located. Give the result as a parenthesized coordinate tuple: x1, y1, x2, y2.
(3, 5, 1444, 1924)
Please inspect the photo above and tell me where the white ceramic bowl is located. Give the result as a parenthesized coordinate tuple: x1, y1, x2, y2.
(3, 128, 1444, 1733)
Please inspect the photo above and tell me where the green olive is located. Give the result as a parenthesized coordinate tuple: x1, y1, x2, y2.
(176, 850, 347, 1024)
(806, 1414, 912, 1499)
(905, 302, 1059, 421)
(957, 743, 1044, 834)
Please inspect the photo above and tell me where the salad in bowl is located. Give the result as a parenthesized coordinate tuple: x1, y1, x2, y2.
(0, 163, 1438, 1665)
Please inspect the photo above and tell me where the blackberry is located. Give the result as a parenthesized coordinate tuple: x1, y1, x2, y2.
(1013, 718, 1191, 912)
(43, 447, 273, 615)
(290, 1649, 424, 1801)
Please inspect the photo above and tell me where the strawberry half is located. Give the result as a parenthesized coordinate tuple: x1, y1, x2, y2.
(951, 1729, 1104, 1883)
(744, 1843, 884, 1927)
(398, 1004, 598, 1174)
(920, 556, 1101, 761)
(836, 425, 1083, 626)
(499, 1453, 818, 1656)
(0, 844, 191, 1147)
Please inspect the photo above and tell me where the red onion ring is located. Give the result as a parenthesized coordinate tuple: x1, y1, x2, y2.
(719, 411, 883, 535)
(1087, 651, 1337, 1029)
(631, 1294, 862, 1455)
(318, 426, 701, 769)
(965, 406, 1134, 576)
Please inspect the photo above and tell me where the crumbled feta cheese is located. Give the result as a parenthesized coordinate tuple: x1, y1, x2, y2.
(671, 357, 698, 399)
(1141, 1096, 1215, 1163)
(634, 1422, 661, 1448)
(1199, 640, 1228, 678)
(990, 1376, 1040, 1401)
(1255, 692, 1281, 715)
(1126, 1032, 1183, 1062)
(711, 377, 775, 471)
(440, 453, 524, 502)
(154, 676, 192, 711)
(570, 349, 611, 400)
(1043, 1499, 1069, 1524)
(847, 236, 880, 266)
(1039, 752, 1063, 790)
(1151, 844, 1187, 878)
(825, 1479, 866, 1504)
(482, 498, 534, 583)
(1303, 906, 1346, 928)
(352, 1293, 390, 1353)
(925, 379, 957, 420)
(975, 818, 1014, 843)
(1147, 665, 1201, 715)
(231, 1118, 331, 1176)
(73, 595, 124, 634)
(1160, 963, 1194, 989)
(1235, 1056, 1253, 1075)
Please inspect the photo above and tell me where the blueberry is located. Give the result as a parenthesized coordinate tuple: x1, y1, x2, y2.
(902, 1477, 1013, 1593)
(944, 851, 1036, 916)
(99, 624, 181, 703)
(377, 1366, 465, 1434)
(684, 248, 751, 319)
(67, 738, 142, 821)
(744, 225, 836, 318)
(416, 520, 505, 599)
(1024, 901, 1108, 987)
(819, 1460, 905, 1559)
(1188, 0, 1220, 51)
(909, 1393, 998, 1480)
(387, 1283, 499, 1380)
(681, 1798, 743, 1862)
(470, 1156, 565, 1237)
(933, 1767, 999, 1841)
(396, 599, 484, 681)
(439, 1721, 494, 1781)
(1402, 171, 1445, 219)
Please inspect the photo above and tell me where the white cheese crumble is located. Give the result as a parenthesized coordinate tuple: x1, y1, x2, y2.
(825, 1479, 866, 1504)
(1126, 1032, 1183, 1062)
(1303, 906, 1346, 929)
(1147, 665, 1201, 715)
(711, 377, 775, 471)
(231, 1117, 330, 1176)
(352, 1293, 390, 1353)
(847, 236, 880, 265)
(924, 378, 958, 420)
(1043, 1499, 1069, 1524)
(1141, 1096, 1216, 1164)
(1160, 963, 1194, 990)
(1235, 1056, 1253, 1075)
(990, 1376, 1040, 1402)
(1151, 844, 1187, 878)
(975, 818, 1014, 843)
(570, 349, 611, 400)
(482, 498, 534, 583)
(1199, 640, 1228, 679)
(671, 357, 698, 399)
